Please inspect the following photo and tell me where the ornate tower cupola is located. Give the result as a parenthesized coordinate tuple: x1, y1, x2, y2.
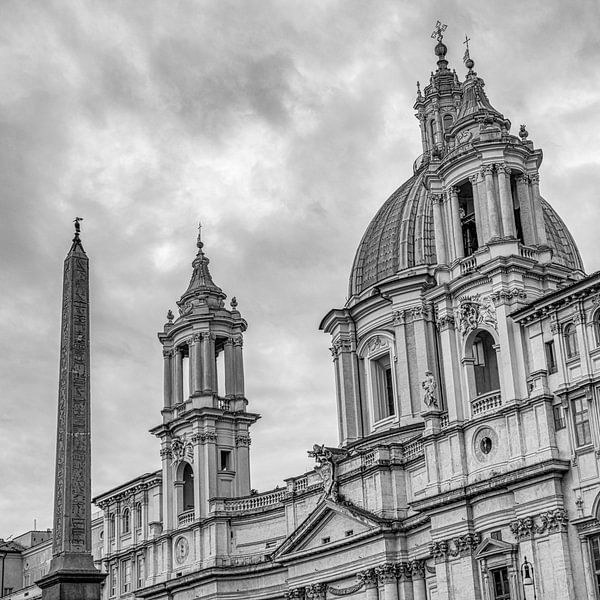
(414, 21, 463, 159)
(152, 224, 259, 530)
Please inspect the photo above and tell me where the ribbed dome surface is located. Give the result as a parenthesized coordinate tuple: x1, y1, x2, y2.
(349, 171, 584, 297)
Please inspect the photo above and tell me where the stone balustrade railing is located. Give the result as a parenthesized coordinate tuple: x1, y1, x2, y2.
(460, 255, 477, 274)
(471, 390, 502, 416)
(177, 509, 195, 526)
(222, 489, 287, 513)
(402, 437, 424, 461)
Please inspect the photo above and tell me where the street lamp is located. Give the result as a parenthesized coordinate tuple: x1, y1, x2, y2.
(520, 556, 537, 599)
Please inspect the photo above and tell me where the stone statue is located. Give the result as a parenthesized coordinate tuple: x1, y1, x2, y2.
(422, 371, 438, 407)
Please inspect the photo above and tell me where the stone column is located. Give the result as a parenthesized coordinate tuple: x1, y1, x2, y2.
(574, 307, 591, 378)
(224, 337, 235, 398)
(393, 311, 414, 421)
(202, 332, 213, 393)
(173, 347, 184, 404)
(417, 113, 429, 155)
(431, 193, 447, 265)
(433, 101, 443, 148)
(437, 313, 463, 421)
(397, 563, 414, 600)
(496, 163, 516, 238)
(37, 224, 106, 600)
(334, 338, 363, 444)
(162, 349, 172, 407)
(469, 173, 486, 245)
(233, 335, 245, 397)
(482, 165, 500, 240)
(529, 172, 548, 245)
(358, 568, 379, 600)
(192, 333, 202, 394)
(516, 175, 535, 245)
(377, 563, 399, 600)
(410, 561, 426, 600)
(187, 340, 194, 398)
(449, 186, 464, 260)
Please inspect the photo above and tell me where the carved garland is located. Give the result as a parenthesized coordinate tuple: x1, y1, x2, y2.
(455, 295, 497, 336)
(430, 532, 482, 561)
(509, 508, 568, 540)
(286, 561, 424, 598)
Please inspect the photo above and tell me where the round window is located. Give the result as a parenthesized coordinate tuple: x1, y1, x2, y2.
(480, 437, 492, 454)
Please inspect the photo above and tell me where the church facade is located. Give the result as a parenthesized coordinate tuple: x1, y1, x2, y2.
(6, 31, 600, 600)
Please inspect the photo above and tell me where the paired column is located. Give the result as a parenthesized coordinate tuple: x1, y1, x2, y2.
(233, 336, 245, 397)
(529, 172, 548, 245)
(482, 165, 500, 240)
(162, 349, 172, 408)
(516, 175, 535, 245)
(431, 193, 447, 265)
(192, 333, 202, 393)
(224, 337, 235, 397)
(173, 347, 184, 405)
(202, 332, 214, 393)
(448, 186, 464, 260)
(496, 163, 516, 238)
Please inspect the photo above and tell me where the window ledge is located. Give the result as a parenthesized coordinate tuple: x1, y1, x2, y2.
(565, 356, 580, 365)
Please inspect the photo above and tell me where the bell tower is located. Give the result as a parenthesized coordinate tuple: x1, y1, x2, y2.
(151, 224, 259, 531)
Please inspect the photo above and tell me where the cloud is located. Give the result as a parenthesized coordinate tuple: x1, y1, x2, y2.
(0, 0, 598, 536)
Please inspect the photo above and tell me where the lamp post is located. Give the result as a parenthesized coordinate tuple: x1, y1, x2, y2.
(520, 556, 537, 600)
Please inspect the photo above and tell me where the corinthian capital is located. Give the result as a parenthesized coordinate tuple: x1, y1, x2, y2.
(529, 172, 540, 184)
(430, 193, 444, 205)
(468, 173, 479, 185)
(481, 164, 494, 176)
(496, 163, 510, 176)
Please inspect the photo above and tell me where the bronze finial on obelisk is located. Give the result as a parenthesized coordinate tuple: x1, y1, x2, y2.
(37, 220, 105, 600)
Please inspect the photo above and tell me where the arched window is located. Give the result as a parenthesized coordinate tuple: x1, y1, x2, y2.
(593, 311, 600, 348)
(472, 330, 500, 396)
(564, 324, 579, 359)
(183, 463, 194, 511)
(122, 508, 130, 534)
(109, 513, 116, 539)
(359, 334, 397, 426)
(135, 502, 142, 530)
(442, 113, 453, 132)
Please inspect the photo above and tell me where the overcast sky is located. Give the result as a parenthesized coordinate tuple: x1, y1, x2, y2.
(1, 1, 599, 537)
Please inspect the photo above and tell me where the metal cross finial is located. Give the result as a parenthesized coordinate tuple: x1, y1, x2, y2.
(73, 217, 83, 235)
(463, 34, 471, 51)
(431, 21, 447, 42)
(196, 220, 204, 250)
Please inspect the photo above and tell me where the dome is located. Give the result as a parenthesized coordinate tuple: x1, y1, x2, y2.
(348, 168, 584, 297)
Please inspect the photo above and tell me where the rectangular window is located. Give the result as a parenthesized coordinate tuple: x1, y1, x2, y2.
(491, 567, 511, 600)
(121, 559, 132, 593)
(220, 450, 231, 471)
(372, 354, 395, 420)
(110, 565, 117, 597)
(473, 340, 486, 366)
(545, 341, 557, 373)
(572, 397, 592, 447)
(591, 535, 600, 594)
(136, 554, 145, 589)
(553, 405, 566, 430)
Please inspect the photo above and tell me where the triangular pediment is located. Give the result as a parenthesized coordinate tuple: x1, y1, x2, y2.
(271, 499, 384, 561)
(474, 537, 516, 559)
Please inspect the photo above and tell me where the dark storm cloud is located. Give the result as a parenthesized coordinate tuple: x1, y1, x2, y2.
(0, 0, 599, 535)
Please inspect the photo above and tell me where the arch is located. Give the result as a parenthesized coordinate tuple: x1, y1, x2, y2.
(176, 461, 195, 513)
(358, 331, 398, 424)
(442, 113, 453, 133)
(471, 330, 500, 396)
(564, 323, 579, 359)
(134, 502, 142, 529)
(122, 507, 130, 534)
(592, 309, 600, 348)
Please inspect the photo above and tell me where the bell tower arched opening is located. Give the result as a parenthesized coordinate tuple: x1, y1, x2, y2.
(472, 330, 500, 396)
(458, 180, 478, 256)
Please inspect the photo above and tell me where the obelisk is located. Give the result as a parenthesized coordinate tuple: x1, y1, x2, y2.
(37, 219, 105, 600)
